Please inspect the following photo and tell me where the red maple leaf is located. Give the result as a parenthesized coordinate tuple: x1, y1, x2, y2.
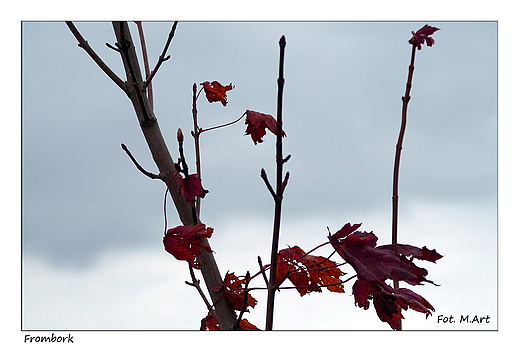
(201, 314, 219, 330)
(163, 223, 213, 269)
(329, 223, 442, 329)
(238, 319, 260, 330)
(244, 110, 286, 144)
(329, 223, 441, 287)
(213, 272, 258, 311)
(408, 24, 440, 50)
(276, 246, 344, 296)
(201, 315, 259, 330)
(201, 81, 234, 106)
(178, 174, 208, 204)
(353, 279, 436, 330)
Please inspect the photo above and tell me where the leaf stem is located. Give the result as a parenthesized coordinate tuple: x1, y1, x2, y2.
(199, 111, 246, 133)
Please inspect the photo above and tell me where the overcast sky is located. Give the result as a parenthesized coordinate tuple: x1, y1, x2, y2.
(20, 19, 498, 335)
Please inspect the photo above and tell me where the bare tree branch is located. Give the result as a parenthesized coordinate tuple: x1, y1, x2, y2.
(66, 22, 127, 92)
(144, 21, 178, 88)
(121, 143, 161, 179)
(135, 21, 153, 107)
(110, 21, 237, 330)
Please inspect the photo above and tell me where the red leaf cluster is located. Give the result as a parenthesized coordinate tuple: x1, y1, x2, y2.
(178, 174, 208, 204)
(201, 81, 234, 106)
(163, 223, 213, 269)
(276, 246, 344, 296)
(245, 110, 286, 144)
(409, 24, 440, 50)
(201, 315, 259, 330)
(329, 223, 442, 330)
(213, 272, 258, 311)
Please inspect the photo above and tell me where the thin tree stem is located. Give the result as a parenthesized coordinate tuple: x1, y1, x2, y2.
(391, 43, 417, 331)
(135, 21, 153, 107)
(265, 35, 287, 331)
(191, 83, 203, 216)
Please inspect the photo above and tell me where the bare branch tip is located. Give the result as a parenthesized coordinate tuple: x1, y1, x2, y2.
(279, 35, 286, 46)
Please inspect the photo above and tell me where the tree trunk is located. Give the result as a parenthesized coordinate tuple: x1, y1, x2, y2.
(111, 21, 237, 330)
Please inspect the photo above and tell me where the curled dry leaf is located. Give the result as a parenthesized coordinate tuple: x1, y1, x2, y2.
(245, 110, 286, 144)
(201, 81, 234, 106)
(276, 246, 344, 296)
(213, 272, 258, 311)
(163, 223, 213, 269)
(178, 174, 208, 204)
(201, 315, 259, 330)
(408, 24, 440, 50)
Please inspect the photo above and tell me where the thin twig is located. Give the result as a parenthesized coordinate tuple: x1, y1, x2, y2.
(186, 264, 217, 319)
(191, 83, 202, 216)
(121, 143, 161, 179)
(233, 271, 251, 330)
(391, 40, 419, 332)
(177, 129, 199, 224)
(260, 169, 276, 200)
(105, 42, 120, 52)
(257, 256, 269, 288)
(265, 35, 287, 331)
(66, 21, 127, 92)
(391, 45, 417, 301)
(135, 21, 153, 108)
(144, 21, 178, 88)
(276, 274, 357, 291)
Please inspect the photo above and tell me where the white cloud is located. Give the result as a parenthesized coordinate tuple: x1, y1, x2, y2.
(23, 200, 496, 330)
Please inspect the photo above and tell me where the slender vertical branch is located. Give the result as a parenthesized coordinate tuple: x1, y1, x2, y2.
(233, 271, 251, 330)
(391, 43, 417, 331)
(191, 83, 203, 216)
(177, 128, 199, 225)
(265, 35, 287, 331)
(135, 21, 153, 107)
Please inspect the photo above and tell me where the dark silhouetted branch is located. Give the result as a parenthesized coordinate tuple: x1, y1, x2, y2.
(66, 22, 126, 92)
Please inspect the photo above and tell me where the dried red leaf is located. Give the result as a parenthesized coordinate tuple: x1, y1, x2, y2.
(245, 110, 286, 144)
(163, 223, 213, 269)
(201, 314, 220, 330)
(353, 279, 435, 330)
(201, 81, 234, 106)
(276, 246, 344, 296)
(178, 174, 208, 204)
(409, 24, 440, 50)
(201, 315, 259, 330)
(213, 272, 257, 311)
(330, 223, 441, 329)
(329, 223, 441, 287)
(372, 290, 404, 330)
(238, 319, 260, 330)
